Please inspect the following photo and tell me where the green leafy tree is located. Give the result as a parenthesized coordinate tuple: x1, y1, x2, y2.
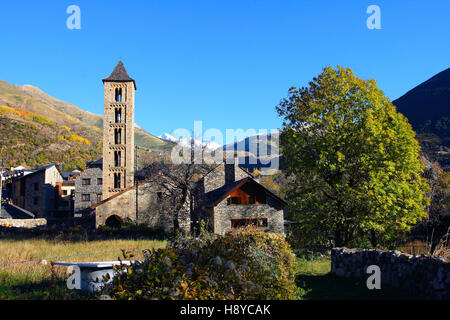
(276, 66, 430, 247)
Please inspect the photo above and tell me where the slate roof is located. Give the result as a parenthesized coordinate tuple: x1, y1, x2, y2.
(204, 178, 249, 207)
(0, 203, 35, 219)
(12, 164, 61, 181)
(61, 171, 80, 180)
(86, 158, 103, 166)
(204, 177, 288, 208)
(102, 61, 136, 89)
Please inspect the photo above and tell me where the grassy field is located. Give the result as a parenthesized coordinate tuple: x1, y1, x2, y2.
(295, 257, 426, 300)
(0, 237, 427, 300)
(0, 238, 166, 300)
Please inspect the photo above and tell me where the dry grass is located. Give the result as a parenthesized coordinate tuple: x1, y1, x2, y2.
(0, 239, 166, 299)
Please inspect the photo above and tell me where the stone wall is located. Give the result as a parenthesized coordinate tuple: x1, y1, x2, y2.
(74, 165, 103, 217)
(0, 218, 47, 228)
(94, 181, 190, 233)
(331, 248, 450, 299)
(213, 196, 284, 236)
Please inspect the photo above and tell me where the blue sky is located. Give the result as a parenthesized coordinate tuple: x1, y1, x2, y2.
(0, 1, 449, 143)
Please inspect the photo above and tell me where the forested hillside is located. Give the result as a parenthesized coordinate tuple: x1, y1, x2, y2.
(0, 80, 173, 171)
(0, 105, 101, 171)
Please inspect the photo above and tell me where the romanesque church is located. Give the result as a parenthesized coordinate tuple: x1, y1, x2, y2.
(75, 61, 286, 235)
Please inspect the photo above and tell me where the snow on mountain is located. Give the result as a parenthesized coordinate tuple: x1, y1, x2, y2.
(158, 133, 178, 143)
(158, 133, 221, 150)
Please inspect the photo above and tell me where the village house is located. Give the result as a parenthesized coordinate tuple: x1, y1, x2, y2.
(193, 160, 287, 235)
(10, 164, 64, 218)
(73, 158, 103, 217)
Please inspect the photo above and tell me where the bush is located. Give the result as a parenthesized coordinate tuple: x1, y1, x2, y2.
(103, 228, 297, 300)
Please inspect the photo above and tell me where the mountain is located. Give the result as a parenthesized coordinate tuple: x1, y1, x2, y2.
(392, 68, 450, 171)
(393, 68, 450, 131)
(158, 133, 221, 150)
(158, 133, 179, 143)
(0, 80, 173, 170)
(0, 103, 101, 171)
(221, 132, 282, 173)
(15, 83, 172, 150)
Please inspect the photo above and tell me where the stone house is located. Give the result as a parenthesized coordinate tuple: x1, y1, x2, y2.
(193, 160, 287, 235)
(73, 158, 103, 217)
(10, 164, 64, 218)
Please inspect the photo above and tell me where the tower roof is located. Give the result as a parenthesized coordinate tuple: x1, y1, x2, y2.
(102, 61, 136, 90)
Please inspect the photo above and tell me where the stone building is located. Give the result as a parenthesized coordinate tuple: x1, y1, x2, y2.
(193, 160, 287, 235)
(10, 164, 64, 217)
(93, 61, 141, 227)
(102, 61, 135, 200)
(90, 61, 286, 235)
(73, 158, 103, 217)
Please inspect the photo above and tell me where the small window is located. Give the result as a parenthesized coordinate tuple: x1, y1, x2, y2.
(62, 190, 67, 195)
(115, 108, 122, 123)
(82, 194, 90, 201)
(114, 151, 121, 167)
(231, 218, 268, 229)
(82, 179, 91, 186)
(114, 173, 121, 189)
(115, 88, 122, 102)
(228, 197, 241, 205)
(97, 178, 103, 185)
(114, 128, 122, 144)
(97, 194, 102, 202)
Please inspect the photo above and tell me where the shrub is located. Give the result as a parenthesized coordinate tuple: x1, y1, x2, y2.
(65, 134, 92, 146)
(103, 228, 297, 300)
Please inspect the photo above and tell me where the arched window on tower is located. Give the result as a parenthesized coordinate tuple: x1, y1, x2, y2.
(114, 128, 122, 144)
(114, 173, 121, 189)
(115, 88, 122, 102)
(114, 151, 121, 167)
(115, 108, 122, 123)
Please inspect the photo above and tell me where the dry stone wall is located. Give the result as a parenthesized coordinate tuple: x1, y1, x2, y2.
(0, 218, 47, 228)
(331, 248, 450, 299)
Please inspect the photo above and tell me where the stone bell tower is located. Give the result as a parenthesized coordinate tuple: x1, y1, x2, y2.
(101, 61, 136, 199)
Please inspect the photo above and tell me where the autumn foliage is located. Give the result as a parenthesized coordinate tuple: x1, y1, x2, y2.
(104, 228, 297, 300)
